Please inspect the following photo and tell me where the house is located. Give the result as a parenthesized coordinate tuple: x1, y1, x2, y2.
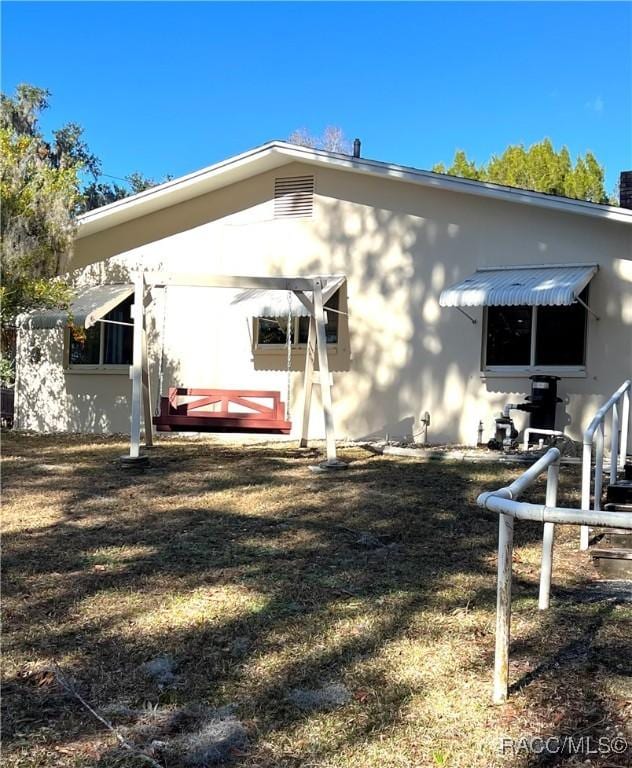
(14, 141, 632, 446)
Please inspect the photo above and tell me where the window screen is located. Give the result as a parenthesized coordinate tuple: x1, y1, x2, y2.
(68, 295, 133, 366)
(485, 306, 532, 366)
(535, 289, 587, 366)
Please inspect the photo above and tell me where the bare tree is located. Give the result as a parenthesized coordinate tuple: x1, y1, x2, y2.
(288, 125, 351, 154)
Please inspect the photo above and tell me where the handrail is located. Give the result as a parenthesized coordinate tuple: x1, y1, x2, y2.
(580, 379, 631, 550)
(478, 447, 632, 704)
(584, 379, 631, 441)
(478, 446, 561, 503)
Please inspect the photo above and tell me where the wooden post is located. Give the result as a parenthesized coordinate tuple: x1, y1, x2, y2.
(141, 325, 153, 447)
(313, 278, 338, 465)
(493, 512, 514, 704)
(128, 275, 144, 459)
(299, 314, 316, 447)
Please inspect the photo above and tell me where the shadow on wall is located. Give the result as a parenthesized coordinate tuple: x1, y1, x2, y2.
(73, 169, 281, 268)
(358, 417, 415, 443)
(17, 259, 182, 436)
(281, 180, 632, 444)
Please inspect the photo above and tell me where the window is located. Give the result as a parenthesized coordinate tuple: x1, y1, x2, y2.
(68, 296, 133, 367)
(484, 288, 588, 370)
(256, 291, 339, 347)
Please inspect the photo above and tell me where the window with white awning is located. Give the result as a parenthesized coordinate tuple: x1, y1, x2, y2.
(439, 264, 599, 372)
(231, 287, 342, 348)
(20, 284, 135, 369)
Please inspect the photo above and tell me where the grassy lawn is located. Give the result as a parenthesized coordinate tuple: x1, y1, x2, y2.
(2, 434, 630, 767)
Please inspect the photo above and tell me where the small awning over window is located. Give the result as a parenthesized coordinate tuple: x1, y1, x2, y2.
(230, 289, 311, 318)
(439, 264, 598, 307)
(20, 284, 134, 330)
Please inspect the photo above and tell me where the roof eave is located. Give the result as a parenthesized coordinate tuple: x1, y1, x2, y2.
(76, 141, 632, 239)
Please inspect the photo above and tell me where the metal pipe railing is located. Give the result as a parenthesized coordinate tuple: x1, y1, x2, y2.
(580, 380, 631, 550)
(478, 447, 632, 704)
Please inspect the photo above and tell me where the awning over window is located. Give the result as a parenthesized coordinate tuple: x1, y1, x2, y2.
(230, 289, 312, 318)
(20, 284, 134, 330)
(439, 264, 598, 308)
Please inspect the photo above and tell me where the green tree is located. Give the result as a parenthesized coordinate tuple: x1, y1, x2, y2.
(433, 149, 482, 180)
(1, 84, 168, 383)
(433, 139, 611, 204)
(80, 170, 169, 212)
(1, 85, 81, 382)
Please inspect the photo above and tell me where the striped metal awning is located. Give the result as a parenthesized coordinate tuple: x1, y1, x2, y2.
(439, 264, 598, 307)
(230, 289, 311, 318)
(20, 284, 134, 330)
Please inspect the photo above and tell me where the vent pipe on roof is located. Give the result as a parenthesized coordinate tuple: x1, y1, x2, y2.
(619, 171, 632, 209)
(353, 138, 361, 159)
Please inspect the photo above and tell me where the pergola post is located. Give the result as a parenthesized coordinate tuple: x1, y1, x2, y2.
(141, 321, 153, 448)
(313, 278, 344, 467)
(134, 271, 347, 469)
(128, 274, 145, 459)
(299, 314, 316, 448)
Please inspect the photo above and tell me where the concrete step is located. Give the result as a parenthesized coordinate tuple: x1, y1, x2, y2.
(606, 480, 632, 506)
(591, 531, 632, 549)
(604, 502, 632, 512)
(591, 529, 632, 579)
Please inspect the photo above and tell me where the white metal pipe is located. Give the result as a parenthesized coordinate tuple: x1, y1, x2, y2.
(579, 380, 631, 550)
(621, 389, 630, 469)
(610, 402, 619, 484)
(505, 447, 561, 498)
(477, 448, 561, 511)
(594, 424, 604, 513)
(538, 459, 559, 610)
(522, 428, 564, 451)
(583, 379, 631, 443)
(580, 440, 592, 550)
(493, 512, 514, 704)
(480, 497, 632, 529)
(481, 443, 631, 705)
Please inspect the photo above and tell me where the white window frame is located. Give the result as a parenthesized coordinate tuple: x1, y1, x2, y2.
(64, 299, 133, 374)
(481, 303, 588, 379)
(252, 313, 339, 354)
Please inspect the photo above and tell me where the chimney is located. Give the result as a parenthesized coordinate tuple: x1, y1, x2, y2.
(353, 138, 361, 159)
(620, 171, 632, 209)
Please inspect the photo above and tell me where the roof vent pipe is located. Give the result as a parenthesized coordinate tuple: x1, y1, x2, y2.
(619, 171, 632, 209)
(353, 138, 361, 158)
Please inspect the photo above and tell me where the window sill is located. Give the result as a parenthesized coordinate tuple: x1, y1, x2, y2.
(481, 367, 587, 379)
(64, 366, 130, 375)
(254, 344, 339, 355)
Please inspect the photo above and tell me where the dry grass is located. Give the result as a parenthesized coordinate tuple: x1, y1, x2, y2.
(2, 433, 630, 767)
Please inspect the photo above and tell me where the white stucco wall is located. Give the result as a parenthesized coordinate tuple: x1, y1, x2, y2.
(15, 161, 632, 445)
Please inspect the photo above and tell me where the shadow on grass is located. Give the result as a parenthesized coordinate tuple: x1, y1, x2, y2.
(2, 434, 628, 767)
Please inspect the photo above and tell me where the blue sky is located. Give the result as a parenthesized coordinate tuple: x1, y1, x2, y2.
(2, 1, 630, 193)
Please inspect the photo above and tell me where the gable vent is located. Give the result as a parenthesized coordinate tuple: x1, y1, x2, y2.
(274, 175, 314, 219)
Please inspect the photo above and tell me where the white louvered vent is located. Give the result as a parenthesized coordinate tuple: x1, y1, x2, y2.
(274, 175, 314, 219)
